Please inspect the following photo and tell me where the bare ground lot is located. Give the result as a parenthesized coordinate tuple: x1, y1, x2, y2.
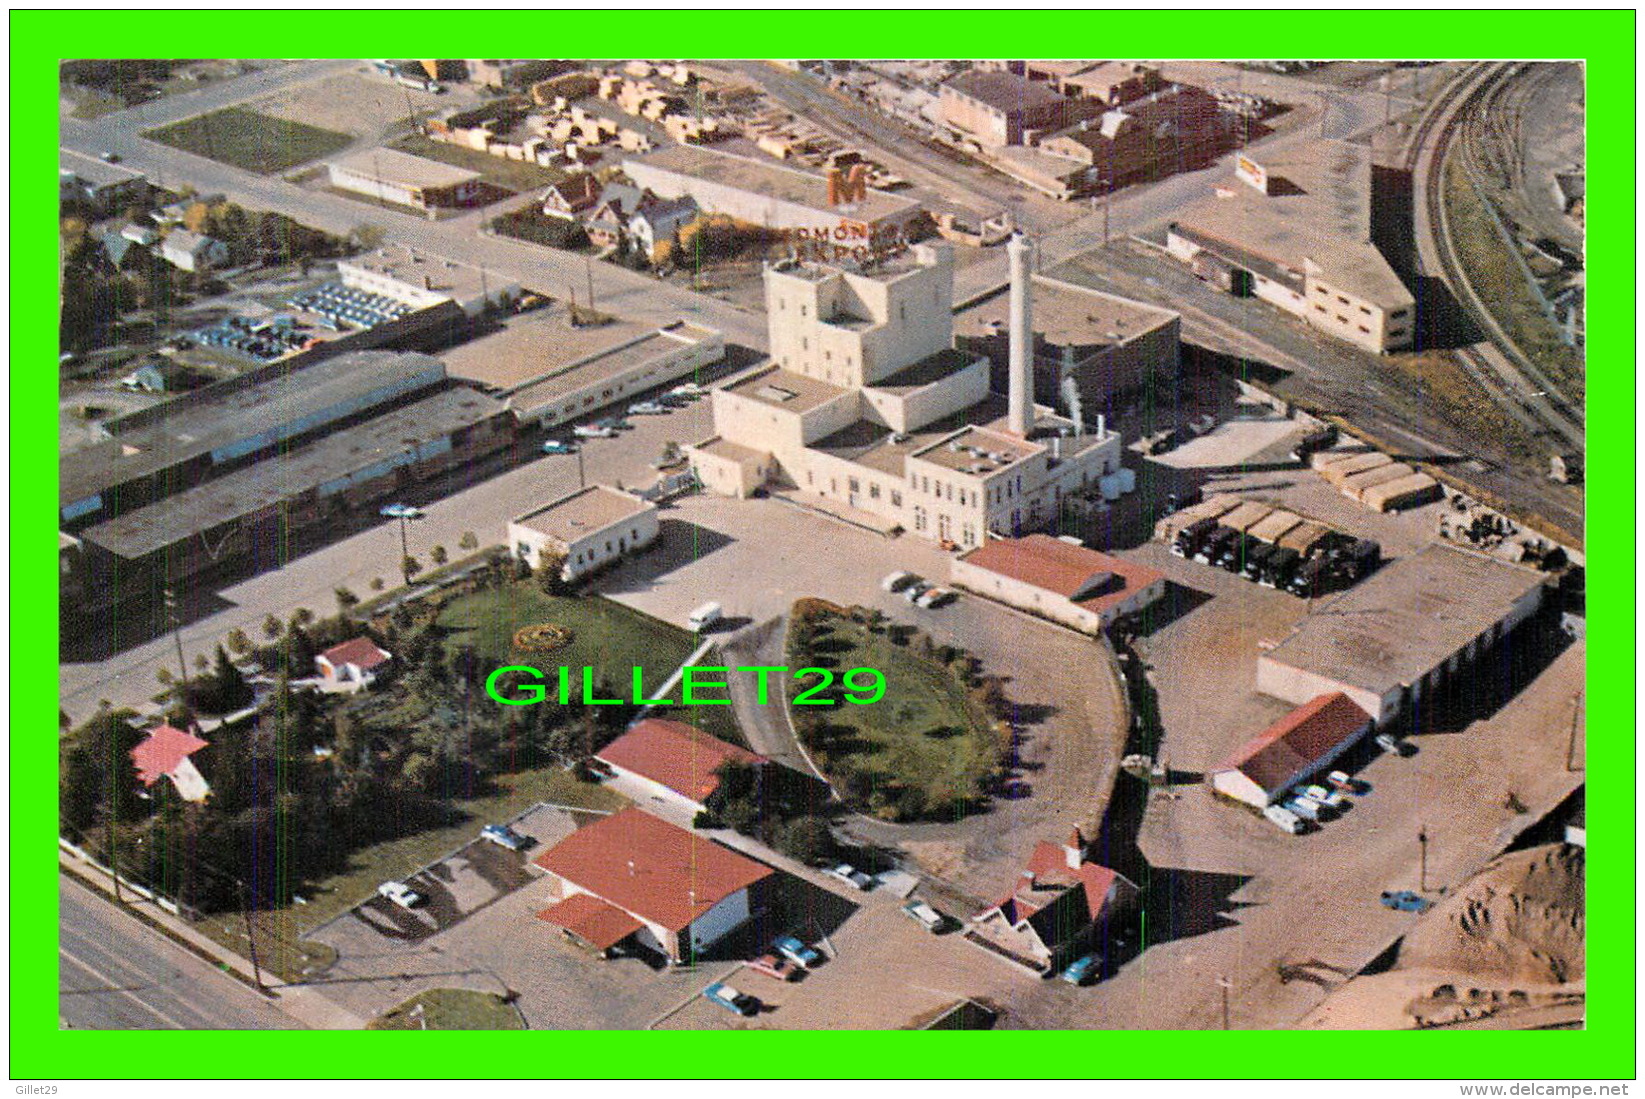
(250, 70, 471, 153)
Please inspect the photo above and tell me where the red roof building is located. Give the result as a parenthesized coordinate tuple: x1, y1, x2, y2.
(315, 637, 392, 687)
(1209, 692, 1373, 808)
(130, 724, 212, 803)
(595, 719, 765, 811)
(533, 808, 775, 963)
(952, 534, 1167, 633)
(965, 828, 1137, 975)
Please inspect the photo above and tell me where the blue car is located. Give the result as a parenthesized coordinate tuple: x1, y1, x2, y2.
(480, 824, 528, 851)
(702, 981, 757, 1016)
(540, 440, 576, 455)
(1061, 952, 1104, 985)
(1380, 890, 1433, 913)
(773, 934, 822, 970)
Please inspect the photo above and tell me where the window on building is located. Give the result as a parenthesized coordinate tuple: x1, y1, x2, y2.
(899, 304, 907, 323)
(604, 541, 612, 553)
(848, 477, 860, 493)
(891, 490, 902, 507)
(801, 304, 808, 317)
(1336, 315, 1348, 324)
(1359, 305, 1372, 316)
(1357, 325, 1370, 333)
(1314, 304, 1326, 313)
(1336, 295, 1350, 305)
(963, 525, 975, 546)
(870, 484, 880, 499)
(802, 337, 808, 351)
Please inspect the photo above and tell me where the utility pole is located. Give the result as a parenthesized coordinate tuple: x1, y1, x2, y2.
(106, 811, 123, 904)
(1217, 975, 1232, 1030)
(575, 447, 586, 489)
(398, 513, 411, 584)
(1565, 689, 1584, 771)
(1418, 825, 1429, 892)
(164, 586, 188, 692)
(238, 879, 267, 991)
(584, 254, 596, 316)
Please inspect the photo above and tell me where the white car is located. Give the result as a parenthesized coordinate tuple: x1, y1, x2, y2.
(825, 864, 874, 891)
(573, 423, 616, 439)
(669, 383, 705, 399)
(377, 881, 424, 909)
(881, 570, 917, 593)
(915, 586, 955, 608)
(627, 401, 669, 415)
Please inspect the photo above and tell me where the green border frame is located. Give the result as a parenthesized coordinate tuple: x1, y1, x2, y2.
(14, 10, 1634, 1080)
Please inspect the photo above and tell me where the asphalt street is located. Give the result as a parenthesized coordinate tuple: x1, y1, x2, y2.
(58, 874, 300, 1030)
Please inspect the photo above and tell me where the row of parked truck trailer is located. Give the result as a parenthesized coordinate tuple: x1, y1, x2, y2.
(1159, 494, 1380, 598)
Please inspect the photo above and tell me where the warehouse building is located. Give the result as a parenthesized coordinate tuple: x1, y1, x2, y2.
(75, 387, 514, 586)
(621, 144, 927, 246)
(1257, 543, 1549, 728)
(950, 534, 1166, 634)
(337, 244, 521, 317)
(954, 264, 1180, 418)
(533, 807, 776, 963)
(1209, 692, 1373, 809)
(327, 148, 484, 211)
(507, 485, 658, 581)
(688, 237, 1126, 547)
(500, 322, 724, 428)
(61, 350, 451, 530)
(938, 70, 1101, 146)
(1166, 146, 1416, 354)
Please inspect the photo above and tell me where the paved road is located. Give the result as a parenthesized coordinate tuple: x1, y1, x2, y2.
(59, 874, 300, 1030)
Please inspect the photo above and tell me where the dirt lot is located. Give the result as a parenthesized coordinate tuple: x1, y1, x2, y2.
(251, 69, 473, 150)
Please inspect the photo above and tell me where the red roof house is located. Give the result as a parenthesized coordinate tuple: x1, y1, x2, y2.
(130, 724, 211, 803)
(595, 718, 765, 811)
(965, 827, 1137, 974)
(533, 807, 775, 962)
(315, 637, 392, 687)
(1209, 692, 1373, 808)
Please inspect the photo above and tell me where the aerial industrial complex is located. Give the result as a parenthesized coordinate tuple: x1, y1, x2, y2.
(55, 55, 1587, 1044)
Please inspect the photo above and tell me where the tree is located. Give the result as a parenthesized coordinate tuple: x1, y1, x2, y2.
(291, 607, 315, 627)
(370, 577, 386, 591)
(334, 586, 360, 615)
(212, 645, 252, 712)
(430, 545, 448, 566)
(225, 628, 252, 656)
(403, 555, 423, 581)
(533, 550, 568, 594)
(194, 652, 211, 673)
(262, 613, 284, 640)
(774, 816, 837, 866)
(459, 531, 479, 551)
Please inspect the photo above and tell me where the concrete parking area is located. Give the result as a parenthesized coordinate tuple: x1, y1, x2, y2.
(593, 493, 1129, 901)
(657, 888, 1018, 1031)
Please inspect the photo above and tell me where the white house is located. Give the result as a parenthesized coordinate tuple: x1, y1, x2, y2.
(161, 229, 229, 273)
(507, 485, 659, 582)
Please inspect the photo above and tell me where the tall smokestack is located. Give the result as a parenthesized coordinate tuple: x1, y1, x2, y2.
(1007, 233, 1035, 437)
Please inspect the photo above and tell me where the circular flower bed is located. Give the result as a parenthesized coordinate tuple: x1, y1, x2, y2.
(512, 623, 575, 652)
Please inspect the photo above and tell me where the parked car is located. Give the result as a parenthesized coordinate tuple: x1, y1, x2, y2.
(1328, 770, 1369, 795)
(744, 954, 799, 981)
(100, 150, 121, 163)
(902, 580, 933, 604)
(601, 416, 633, 431)
(376, 881, 424, 909)
(1376, 733, 1415, 756)
(573, 423, 615, 439)
(627, 401, 669, 416)
(688, 601, 722, 632)
(702, 981, 758, 1016)
(773, 934, 822, 969)
(1284, 795, 1322, 823)
(379, 503, 424, 520)
(915, 586, 955, 609)
(480, 823, 528, 850)
(1380, 890, 1433, 913)
(1302, 784, 1334, 805)
(541, 439, 576, 455)
(1061, 952, 1104, 985)
(1263, 804, 1304, 834)
(669, 383, 705, 399)
(1187, 413, 1217, 436)
(825, 864, 874, 890)
(901, 900, 947, 933)
(881, 570, 918, 593)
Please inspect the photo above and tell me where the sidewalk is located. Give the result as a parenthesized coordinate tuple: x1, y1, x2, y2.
(59, 851, 366, 1030)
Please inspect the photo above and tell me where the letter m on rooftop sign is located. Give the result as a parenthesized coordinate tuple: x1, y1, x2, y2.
(827, 163, 869, 207)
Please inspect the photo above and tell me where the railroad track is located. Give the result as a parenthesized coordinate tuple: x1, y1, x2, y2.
(1411, 63, 1585, 454)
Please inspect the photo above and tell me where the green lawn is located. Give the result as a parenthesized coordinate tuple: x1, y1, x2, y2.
(789, 610, 999, 821)
(369, 988, 524, 1030)
(437, 585, 695, 688)
(145, 107, 353, 174)
(392, 135, 565, 194)
(289, 767, 625, 933)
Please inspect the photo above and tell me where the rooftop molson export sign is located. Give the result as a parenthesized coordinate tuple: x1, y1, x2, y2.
(485, 663, 886, 707)
(783, 162, 906, 263)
